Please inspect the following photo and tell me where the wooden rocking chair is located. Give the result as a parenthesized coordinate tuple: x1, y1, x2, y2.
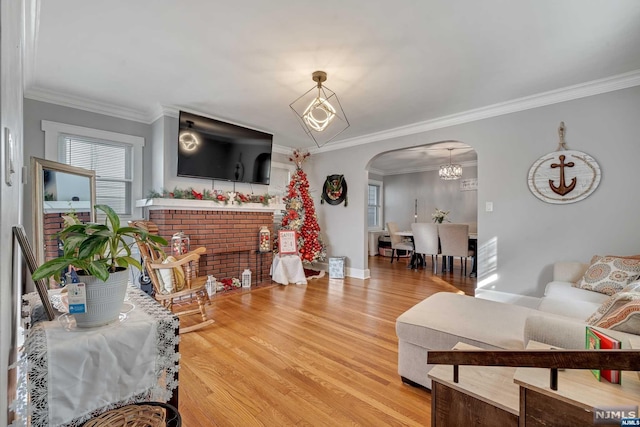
(129, 220, 214, 333)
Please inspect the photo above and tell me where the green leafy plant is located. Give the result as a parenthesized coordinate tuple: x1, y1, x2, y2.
(32, 204, 167, 283)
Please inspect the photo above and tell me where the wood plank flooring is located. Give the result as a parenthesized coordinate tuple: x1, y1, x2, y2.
(178, 255, 476, 426)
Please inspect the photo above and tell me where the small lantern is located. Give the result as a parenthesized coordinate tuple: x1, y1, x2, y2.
(171, 231, 190, 257)
(242, 269, 252, 288)
(258, 226, 271, 253)
(206, 275, 216, 296)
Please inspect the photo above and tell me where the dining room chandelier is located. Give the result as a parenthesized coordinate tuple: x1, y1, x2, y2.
(439, 148, 463, 180)
(290, 71, 349, 148)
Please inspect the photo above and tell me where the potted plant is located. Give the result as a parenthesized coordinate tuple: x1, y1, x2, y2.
(32, 204, 167, 327)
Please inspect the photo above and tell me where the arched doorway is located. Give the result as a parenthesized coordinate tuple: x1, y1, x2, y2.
(365, 141, 478, 277)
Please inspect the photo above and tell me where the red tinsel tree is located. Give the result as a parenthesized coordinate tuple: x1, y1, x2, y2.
(276, 149, 327, 263)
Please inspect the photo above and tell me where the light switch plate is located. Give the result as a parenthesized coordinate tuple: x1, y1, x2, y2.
(485, 201, 493, 212)
(4, 127, 15, 186)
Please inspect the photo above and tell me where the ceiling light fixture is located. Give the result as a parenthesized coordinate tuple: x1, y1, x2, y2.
(179, 120, 199, 152)
(439, 148, 463, 180)
(290, 70, 349, 148)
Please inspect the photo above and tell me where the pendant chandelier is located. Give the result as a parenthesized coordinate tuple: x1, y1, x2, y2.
(290, 71, 349, 148)
(439, 148, 463, 180)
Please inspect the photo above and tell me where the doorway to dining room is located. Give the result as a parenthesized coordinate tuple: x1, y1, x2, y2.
(365, 140, 478, 280)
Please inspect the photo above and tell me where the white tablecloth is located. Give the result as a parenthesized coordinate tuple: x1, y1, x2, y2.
(23, 287, 179, 427)
(270, 254, 307, 285)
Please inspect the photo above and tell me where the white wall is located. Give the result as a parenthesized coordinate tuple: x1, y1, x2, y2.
(383, 165, 478, 230)
(21, 83, 640, 298)
(310, 86, 640, 295)
(1, 1, 25, 424)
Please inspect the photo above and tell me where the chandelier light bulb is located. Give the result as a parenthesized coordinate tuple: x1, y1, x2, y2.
(439, 148, 463, 180)
(302, 91, 337, 132)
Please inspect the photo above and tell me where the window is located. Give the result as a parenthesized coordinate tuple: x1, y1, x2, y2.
(42, 121, 144, 218)
(60, 134, 132, 214)
(368, 180, 383, 229)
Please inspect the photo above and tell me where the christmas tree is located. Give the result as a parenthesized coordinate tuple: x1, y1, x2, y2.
(276, 149, 327, 263)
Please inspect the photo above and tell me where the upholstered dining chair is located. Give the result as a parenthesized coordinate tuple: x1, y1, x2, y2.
(438, 223, 473, 276)
(386, 221, 414, 264)
(129, 220, 214, 333)
(411, 223, 440, 273)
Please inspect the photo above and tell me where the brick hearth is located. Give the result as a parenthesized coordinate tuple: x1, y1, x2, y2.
(149, 209, 274, 284)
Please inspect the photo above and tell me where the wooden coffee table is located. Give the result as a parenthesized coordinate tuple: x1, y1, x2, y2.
(428, 342, 519, 426)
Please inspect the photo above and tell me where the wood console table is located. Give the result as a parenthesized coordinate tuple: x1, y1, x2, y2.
(429, 343, 519, 426)
(429, 341, 640, 426)
(21, 286, 179, 427)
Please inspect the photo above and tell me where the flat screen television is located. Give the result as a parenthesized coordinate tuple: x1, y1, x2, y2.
(177, 111, 273, 185)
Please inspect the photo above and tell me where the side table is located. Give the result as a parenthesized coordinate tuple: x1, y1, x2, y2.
(20, 286, 180, 427)
(270, 254, 307, 285)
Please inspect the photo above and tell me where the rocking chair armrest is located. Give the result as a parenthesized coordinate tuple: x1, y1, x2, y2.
(148, 253, 200, 269)
(174, 247, 206, 261)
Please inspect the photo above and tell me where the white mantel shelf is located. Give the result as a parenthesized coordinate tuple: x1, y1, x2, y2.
(136, 198, 285, 213)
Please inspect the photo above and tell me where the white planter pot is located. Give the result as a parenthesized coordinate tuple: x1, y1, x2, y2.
(73, 268, 129, 328)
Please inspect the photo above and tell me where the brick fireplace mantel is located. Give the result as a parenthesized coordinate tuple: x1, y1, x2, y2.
(135, 198, 285, 212)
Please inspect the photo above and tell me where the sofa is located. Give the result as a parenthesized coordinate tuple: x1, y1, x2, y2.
(396, 259, 640, 389)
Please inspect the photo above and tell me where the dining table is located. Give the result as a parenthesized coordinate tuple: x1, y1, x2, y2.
(394, 230, 478, 277)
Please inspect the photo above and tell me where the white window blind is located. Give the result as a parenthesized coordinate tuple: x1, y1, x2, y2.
(368, 182, 381, 228)
(59, 134, 132, 215)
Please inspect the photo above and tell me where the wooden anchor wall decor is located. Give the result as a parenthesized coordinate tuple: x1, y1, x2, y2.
(527, 122, 601, 204)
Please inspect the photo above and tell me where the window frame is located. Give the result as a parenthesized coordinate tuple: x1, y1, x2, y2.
(367, 179, 383, 231)
(42, 120, 144, 221)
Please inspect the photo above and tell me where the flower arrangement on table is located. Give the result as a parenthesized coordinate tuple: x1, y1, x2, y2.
(432, 208, 450, 224)
(146, 187, 274, 205)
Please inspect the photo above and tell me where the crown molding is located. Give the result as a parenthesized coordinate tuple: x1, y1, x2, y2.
(25, 86, 151, 123)
(316, 69, 640, 153)
(23, 69, 640, 145)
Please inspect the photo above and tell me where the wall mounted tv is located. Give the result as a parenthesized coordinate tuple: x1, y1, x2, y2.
(177, 111, 273, 185)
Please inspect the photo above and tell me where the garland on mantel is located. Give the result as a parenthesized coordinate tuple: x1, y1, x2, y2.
(146, 187, 275, 206)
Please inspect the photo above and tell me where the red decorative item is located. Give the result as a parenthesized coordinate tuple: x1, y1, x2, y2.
(191, 189, 203, 200)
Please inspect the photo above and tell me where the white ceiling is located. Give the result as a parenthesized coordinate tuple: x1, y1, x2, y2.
(26, 1, 640, 172)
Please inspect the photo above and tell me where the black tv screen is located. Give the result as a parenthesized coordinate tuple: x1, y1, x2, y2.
(177, 111, 273, 185)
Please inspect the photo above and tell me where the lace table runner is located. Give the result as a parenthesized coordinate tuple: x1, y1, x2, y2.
(21, 286, 179, 427)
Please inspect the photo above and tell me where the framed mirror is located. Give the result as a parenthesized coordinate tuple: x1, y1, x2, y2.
(31, 157, 96, 271)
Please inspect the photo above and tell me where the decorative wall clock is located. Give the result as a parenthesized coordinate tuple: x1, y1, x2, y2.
(527, 122, 601, 204)
(321, 174, 348, 206)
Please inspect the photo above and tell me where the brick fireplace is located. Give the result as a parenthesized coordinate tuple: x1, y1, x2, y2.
(148, 209, 274, 283)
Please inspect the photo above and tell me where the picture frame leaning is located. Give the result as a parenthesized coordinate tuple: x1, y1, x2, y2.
(13, 225, 56, 320)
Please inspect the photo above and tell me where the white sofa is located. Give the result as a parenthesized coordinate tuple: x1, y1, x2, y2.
(396, 261, 640, 389)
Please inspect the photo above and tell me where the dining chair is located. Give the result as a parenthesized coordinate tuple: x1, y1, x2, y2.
(411, 223, 440, 273)
(438, 223, 472, 276)
(386, 222, 414, 264)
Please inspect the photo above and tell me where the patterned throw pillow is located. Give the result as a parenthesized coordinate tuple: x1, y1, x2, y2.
(573, 256, 640, 296)
(586, 284, 640, 324)
(593, 300, 640, 335)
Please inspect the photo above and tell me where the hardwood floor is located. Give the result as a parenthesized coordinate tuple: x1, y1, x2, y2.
(178, 255, 476, 426)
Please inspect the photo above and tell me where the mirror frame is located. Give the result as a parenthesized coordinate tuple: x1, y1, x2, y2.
(31, 157, 96, 266)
